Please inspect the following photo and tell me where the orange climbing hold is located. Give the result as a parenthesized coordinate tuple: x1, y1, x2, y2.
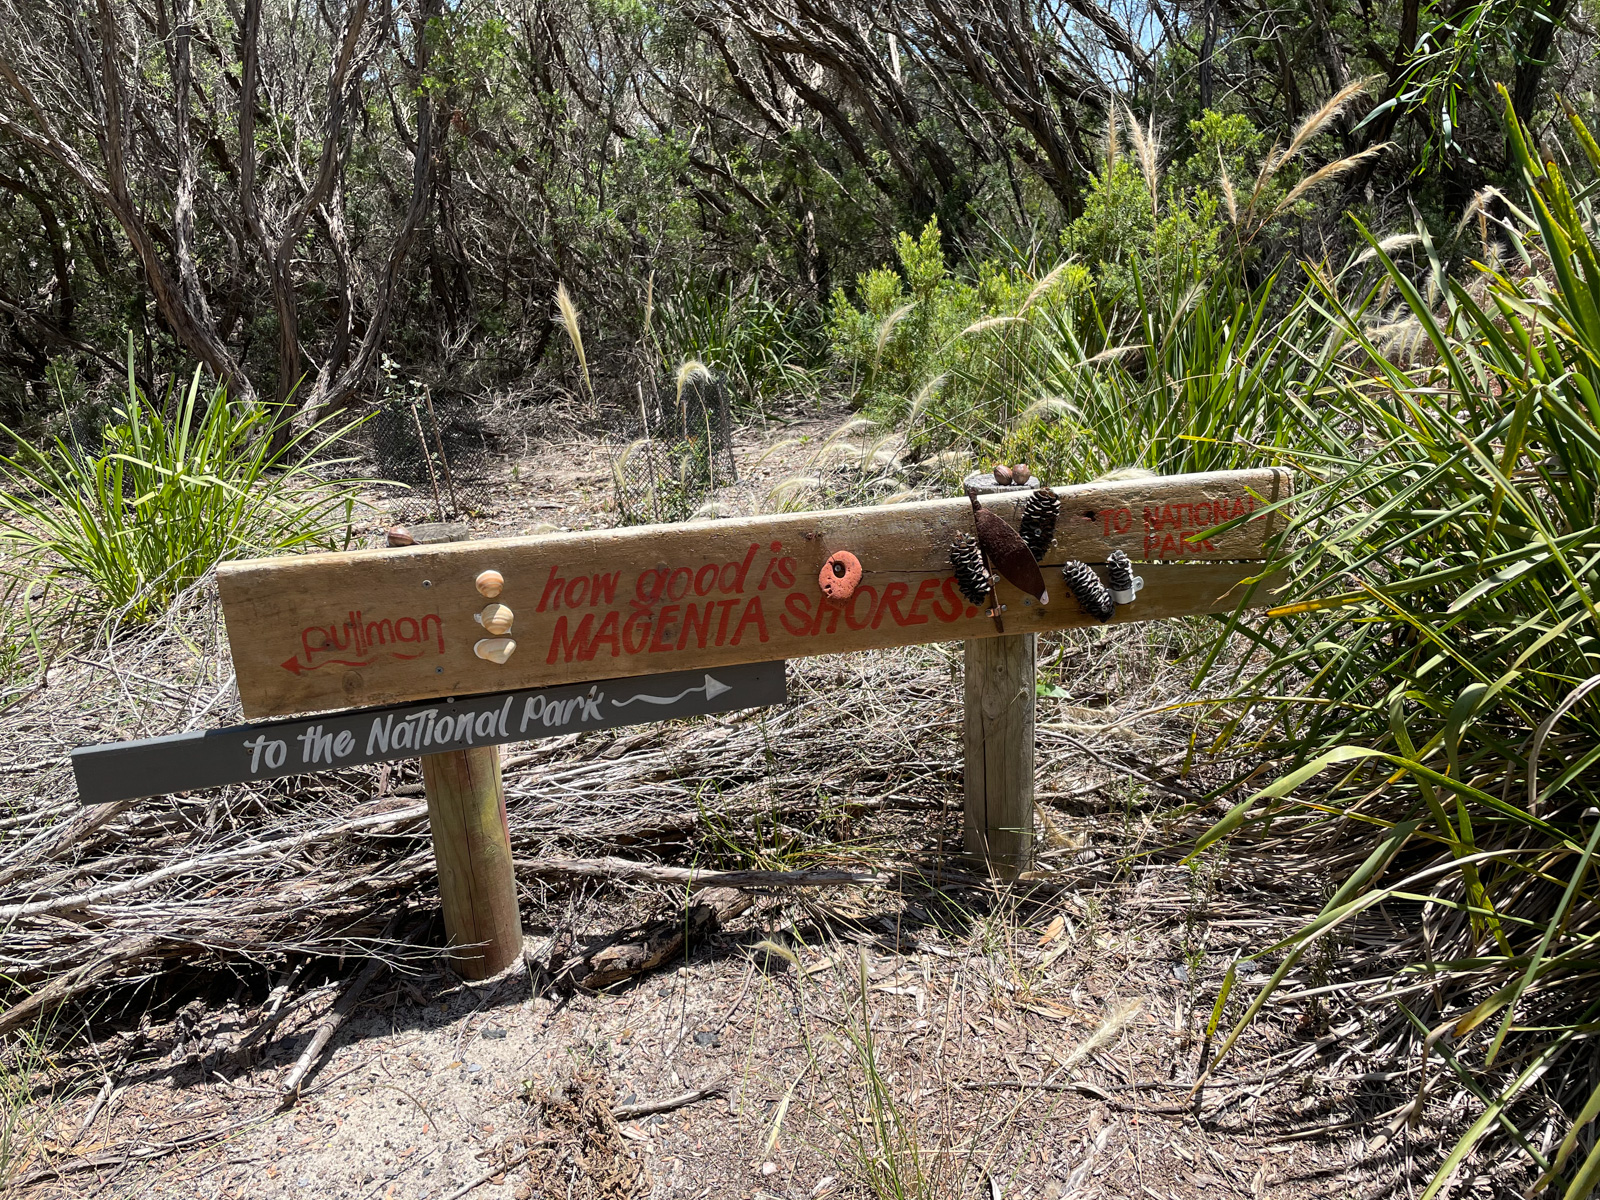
(818, 550, 863, 602)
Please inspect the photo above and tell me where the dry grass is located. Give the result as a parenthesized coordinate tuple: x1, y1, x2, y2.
(0, 405, 1546, 1196)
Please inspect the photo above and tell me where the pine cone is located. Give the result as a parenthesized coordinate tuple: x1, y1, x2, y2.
(949, 533, 992, 605)
(1018, 488, 1059, 562)
(1106, 549, 1136, 595)
(1061, 560, 1114, 622)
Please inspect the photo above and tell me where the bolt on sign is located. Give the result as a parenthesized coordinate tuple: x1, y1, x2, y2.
(216, 469, 1291, 720)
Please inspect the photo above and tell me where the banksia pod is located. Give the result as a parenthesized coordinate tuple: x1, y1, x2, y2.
(950, 533, 992, 605)
(970, 490, 1050, 605)
(1018, 487, 1059, 562)
(1061, 560, 1114, 622)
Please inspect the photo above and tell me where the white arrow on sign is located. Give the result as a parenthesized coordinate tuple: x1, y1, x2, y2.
(610, 674, 733, 708)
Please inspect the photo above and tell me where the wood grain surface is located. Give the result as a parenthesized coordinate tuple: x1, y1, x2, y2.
(219, 469, 1290, 718)
(963, 633, 1036, 880)
(420, 745, 522, 979)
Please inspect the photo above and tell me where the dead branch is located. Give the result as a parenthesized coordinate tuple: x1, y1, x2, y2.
(611, 1084, 727, 1120)
(279, 954, 388, 1099)
(523, 856, 888, 890)
(552, 886, 753, 990)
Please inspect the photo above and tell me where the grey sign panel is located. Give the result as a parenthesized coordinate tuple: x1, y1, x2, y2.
(71, 662, 787, 805)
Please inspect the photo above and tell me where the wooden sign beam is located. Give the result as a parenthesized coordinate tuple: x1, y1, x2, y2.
(219, 469, 1290, 719)
(70, 663, 786, 805)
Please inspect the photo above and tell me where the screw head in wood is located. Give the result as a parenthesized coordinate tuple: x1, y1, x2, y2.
(473, 637, 516, 664)
(475, 602, 514, 635)
(475, 569, 504, 598)
(818, 550, 863, 602)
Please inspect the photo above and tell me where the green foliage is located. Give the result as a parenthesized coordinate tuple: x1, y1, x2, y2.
(1003, 262, 1328, 484)
(0, 364, 367, 623)
(826, 217, 1087, 449)
(826, 216, 978, 415)
(1193, 94, 1600, 1195)
(651, 279, 815, 413)
(1172, 111, 1265, 195)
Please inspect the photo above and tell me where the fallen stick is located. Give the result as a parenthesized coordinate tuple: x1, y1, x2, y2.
(555, 886, 753, 990)
(279, 911, 410, 1100)
(611, 1084, 726, 1120)
(437, 1150, 533, 1200)
(71, 1073, 117, 1145)
(523, 856, 887, 890)
(278, 957, 387, 1101)
(11, 1116, 258, 1185)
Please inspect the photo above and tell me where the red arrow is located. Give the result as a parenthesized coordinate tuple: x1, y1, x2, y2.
(282, 656, 304, 675)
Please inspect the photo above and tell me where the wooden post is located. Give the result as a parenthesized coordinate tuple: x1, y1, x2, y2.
(419, 745, 523, 978)
(390, 524, 523, 979)
(960, 471, 1037, 880)
(963, 631, 1035, 880)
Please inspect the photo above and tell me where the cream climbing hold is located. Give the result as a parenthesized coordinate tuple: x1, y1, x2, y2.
(475, 602, 514, 635)
(473, 637, 516, 664)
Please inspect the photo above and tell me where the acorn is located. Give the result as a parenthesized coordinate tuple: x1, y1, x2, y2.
(1012, 463, 1031, 485)
(1060, 560, 1114, 622)
(1018, 487, 1059, 562)
(949, 533, 992, 606)
(969, 489, 1049, 605)
(993, 463, 1014, 486)
(475, 569, 504, 598)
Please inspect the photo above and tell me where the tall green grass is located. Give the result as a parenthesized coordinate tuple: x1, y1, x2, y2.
(0, 364, 366, 622)
(651, 278, 814, 413)
(1192, 90, 1600, 1195)
(1004, 260, 1342, 483)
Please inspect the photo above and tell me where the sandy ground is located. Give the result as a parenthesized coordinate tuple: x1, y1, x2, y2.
(3, 399, 1450, 1199)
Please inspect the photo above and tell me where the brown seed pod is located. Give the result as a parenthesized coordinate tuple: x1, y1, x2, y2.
(992, 463, 1014, 486)
(386, 526, 417, 546)
(1012, 463, 1031, 485)
(475, 569, 504, 598)
(818, 550, 863, 602)
(969, 490, 1049, 605)
(1061, 560, 1114, 622)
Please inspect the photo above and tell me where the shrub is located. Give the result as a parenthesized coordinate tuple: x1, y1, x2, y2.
(651, 278, 815, 414)
(0, 364, 367, 623)
(1194, 92, 1600, 1195)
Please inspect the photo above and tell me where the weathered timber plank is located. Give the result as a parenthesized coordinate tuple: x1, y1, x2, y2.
(219, 469, 1290, 718)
